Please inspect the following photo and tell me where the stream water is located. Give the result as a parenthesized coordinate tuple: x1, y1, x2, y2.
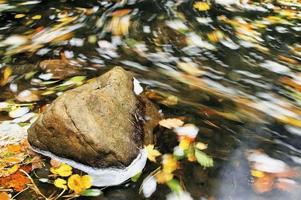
(1, 0, 301, 199)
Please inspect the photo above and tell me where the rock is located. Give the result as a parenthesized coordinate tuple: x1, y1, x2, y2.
(28, 67, 159, 169)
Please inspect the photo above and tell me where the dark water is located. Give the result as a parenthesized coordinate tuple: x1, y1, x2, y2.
(1, 0, 301, 199)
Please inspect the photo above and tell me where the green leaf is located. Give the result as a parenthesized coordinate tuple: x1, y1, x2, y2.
(131, 171, 142, 182)
(167, 179, 182, 193)
(80, 189, 102, 197)
(195, 149, 213, 168)
(69, 76, 86, 85)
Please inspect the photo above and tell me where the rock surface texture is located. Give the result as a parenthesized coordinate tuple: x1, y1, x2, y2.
(28, 67, 159, 168)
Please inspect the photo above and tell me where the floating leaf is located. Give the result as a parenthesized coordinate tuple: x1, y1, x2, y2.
(80, 189, 103, 197)
(145, 144, 161, 162)
(0, 66, 12, 86)
(54, 178, 67, 190)
(0, 192, 10, 200)
(195, 149, 213, 168)
(162, 154, 179, 173)
(131, 171, 142, 182)
(194, 2, 210, 11)
(155, 170, 173, 184)
(166, 179, 182, 193)
(9, 107, 30, 118)
(159, 118, 184, 129)
(0, 164, 20, 177)
(68, 174, 92, 194)
(38, 178, 50, 183)
(0, 166, 31, 192)
(253, 175, 274, 193)
(195, 142, 208, 150)
(50, 163, 72, 177)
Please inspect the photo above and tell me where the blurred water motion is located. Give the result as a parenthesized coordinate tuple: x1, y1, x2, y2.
(1, 0, 301, 199)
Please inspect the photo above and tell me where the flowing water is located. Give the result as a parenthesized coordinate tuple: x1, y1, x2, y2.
(0, 0, 301, 199)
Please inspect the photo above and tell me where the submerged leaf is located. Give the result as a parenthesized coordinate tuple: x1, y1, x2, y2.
(131, 171, 142, 182)
(80, 189, 103, 197)
(167, 179, 182, 193)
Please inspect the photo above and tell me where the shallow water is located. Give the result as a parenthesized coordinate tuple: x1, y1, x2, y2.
(1, 0, 301, 199)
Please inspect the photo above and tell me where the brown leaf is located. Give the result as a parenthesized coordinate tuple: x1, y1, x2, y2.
(50, 159, 61, 168)
(253, 175, 274, 193)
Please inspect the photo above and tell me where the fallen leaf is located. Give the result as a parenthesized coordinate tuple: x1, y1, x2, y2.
(54, 178, 67, 190)
(253, 175, 274, 193)
(0, 192, 10, 200)
(159, 118, 184, 129)
(0, 66, 12, 86)
(145, 145, 161, 162)
(16, 90, 40, 102)
(0, 165, 31, 192)
(68, 174, 92, 194)
(80, 189, 102, 197)
(194, 2, 210, 11)
(195, 142, 208, 150)
(162, 154, 179, 173)
(166, 179, 182, 193)
(195, 149, 213, 168)
(155, 170, 173, 184)
(50, 159, 61, 168)
(50, 163, 72, 177)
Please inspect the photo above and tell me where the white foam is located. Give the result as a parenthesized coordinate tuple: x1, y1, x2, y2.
(31, 147, 147, 187)
(133, 78, 143, 95)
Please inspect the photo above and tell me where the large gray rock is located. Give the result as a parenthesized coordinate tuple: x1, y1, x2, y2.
(28, 67, 159, 168)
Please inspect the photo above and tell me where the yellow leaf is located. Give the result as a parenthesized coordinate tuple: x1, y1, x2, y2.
(0, 164, 20, 177)
(68, 174, 92, 194)
(0, 66, 12, 86)
(145, 145, 161, 162)
(54, 178, 67, 190)
(159, 118, 184, 129)
(194, 2, 210, 11)
(195, 142, 208, 150)
(179, 137, 192, 151)
(15, 14, 25, 18)
(155, 171, 173, 184)
(50, 163, 72, 177)
(251, 170, 265, 178)
(207, 30, 224, 43)
(32, 15, 42, 20)
(162, 155, 178, 173)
